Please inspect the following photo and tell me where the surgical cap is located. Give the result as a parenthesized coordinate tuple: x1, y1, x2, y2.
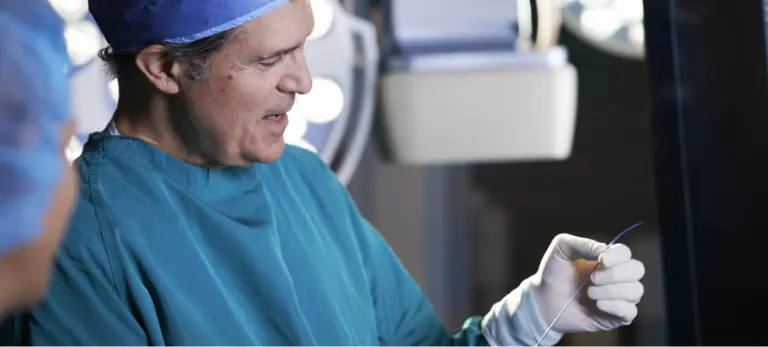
(89, 0, 290, 54)
(0, 0, 70, 255)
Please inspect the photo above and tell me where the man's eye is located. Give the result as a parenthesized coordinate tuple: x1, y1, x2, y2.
(261, 54, 285, 67)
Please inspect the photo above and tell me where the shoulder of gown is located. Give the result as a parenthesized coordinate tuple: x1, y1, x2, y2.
(65, 142, 345, 252)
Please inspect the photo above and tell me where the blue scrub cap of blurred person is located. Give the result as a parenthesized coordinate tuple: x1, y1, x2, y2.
(0, 0, 70, 255)
(89, 0, 290, 54)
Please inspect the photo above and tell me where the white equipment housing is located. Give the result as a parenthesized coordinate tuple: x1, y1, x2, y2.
(378, 0, 578, 165)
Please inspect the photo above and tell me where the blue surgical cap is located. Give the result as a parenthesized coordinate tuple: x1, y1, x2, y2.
(0, 0, 70, 255)
(89, 0, 290, 54)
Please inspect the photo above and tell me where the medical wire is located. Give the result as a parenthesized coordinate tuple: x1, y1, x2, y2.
(533, 222, 644, 347)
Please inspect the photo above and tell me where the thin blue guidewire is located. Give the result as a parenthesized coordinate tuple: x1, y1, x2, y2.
(533, 222, 644, 346)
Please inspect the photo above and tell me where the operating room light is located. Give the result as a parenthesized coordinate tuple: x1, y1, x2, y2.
(629, 23, 644, 47)
(49, 0, 89, 22)
(579, 8, 623, 40)
(289, 77, 345, 124)
(562, 0, 645, 59)
(64, 21, 104, 66)
(49, 0, 109, 68)
(578, 0, 611, 7)
(284, 77, 344, 149)
(284, 116, 309, 143)
(308, 0, 334, 40)
(278, 0, 346, 154)
(614, 0, 644, 22)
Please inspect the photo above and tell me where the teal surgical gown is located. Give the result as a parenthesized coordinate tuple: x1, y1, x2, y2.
(0, 134, 488, 346)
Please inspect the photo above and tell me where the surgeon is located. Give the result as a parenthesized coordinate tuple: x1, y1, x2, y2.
(0, 0, 78, 316)
(0, 0, 645, 345)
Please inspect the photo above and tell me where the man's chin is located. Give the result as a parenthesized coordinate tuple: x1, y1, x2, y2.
(245, 140, 285, 164)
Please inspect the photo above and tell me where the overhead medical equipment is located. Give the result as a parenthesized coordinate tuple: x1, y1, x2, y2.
(378, 0, 578, 165)
(54, 0, 379, 186)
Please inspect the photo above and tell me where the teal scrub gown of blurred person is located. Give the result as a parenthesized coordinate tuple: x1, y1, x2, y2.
(2, 135, 488, 345)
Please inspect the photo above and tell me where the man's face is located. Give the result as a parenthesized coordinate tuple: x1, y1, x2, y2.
(176, 0, 315, 165)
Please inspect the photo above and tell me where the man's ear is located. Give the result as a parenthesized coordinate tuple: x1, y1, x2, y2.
(134, 44, 182, 94)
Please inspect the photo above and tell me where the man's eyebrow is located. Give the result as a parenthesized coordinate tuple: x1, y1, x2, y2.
(256, 43, 302, 60)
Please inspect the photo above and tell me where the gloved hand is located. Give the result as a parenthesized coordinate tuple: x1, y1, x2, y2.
(482, 233, 646, 346)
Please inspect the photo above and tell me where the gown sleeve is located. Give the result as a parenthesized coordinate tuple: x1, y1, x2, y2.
(346, 199, 560, 346)
(311, 152, 559, 346)
(313, 159, 487, 346)
(357, 218, 488, 346)
(0, 198, 149, 346)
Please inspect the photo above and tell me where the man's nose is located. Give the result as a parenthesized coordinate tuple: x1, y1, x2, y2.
(278, 53, 313, 95)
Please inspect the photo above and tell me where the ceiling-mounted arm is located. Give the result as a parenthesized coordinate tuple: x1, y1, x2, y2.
(332, 1, 380, 186)
(533, 0, 564, 50)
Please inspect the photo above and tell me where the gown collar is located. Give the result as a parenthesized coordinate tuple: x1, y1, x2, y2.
(82, 129, 264, 198)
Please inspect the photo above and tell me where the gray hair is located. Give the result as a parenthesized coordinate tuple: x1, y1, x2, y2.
(98, 27, 239, 81)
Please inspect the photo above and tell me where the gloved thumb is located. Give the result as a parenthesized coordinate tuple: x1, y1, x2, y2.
(552, 234, 608, 261)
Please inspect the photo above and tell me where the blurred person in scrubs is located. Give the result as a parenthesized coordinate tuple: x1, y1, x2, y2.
(1, 0, 646, 345)
(0, 0, 78, 316)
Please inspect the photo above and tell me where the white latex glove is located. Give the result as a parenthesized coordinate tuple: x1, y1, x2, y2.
(482, 234, 645, 346)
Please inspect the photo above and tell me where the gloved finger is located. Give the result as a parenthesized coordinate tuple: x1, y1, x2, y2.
(552, 233, 608, 261)
(598, 243, 632, 268)
(596, 300, 638, 324)
(587, 282, 644, 303)
(591, 259, 645, 285)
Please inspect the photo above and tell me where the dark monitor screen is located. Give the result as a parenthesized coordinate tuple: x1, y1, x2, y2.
(645, 0, 768, 344)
